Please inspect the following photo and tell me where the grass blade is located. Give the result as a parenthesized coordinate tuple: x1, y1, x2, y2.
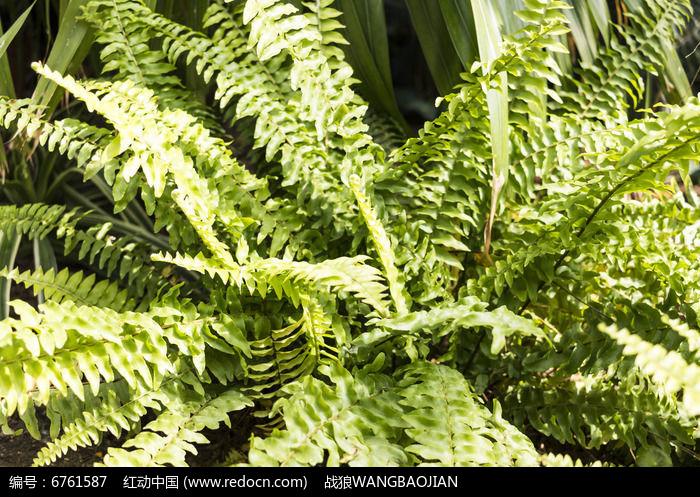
(438, 0, 478, 69)
(662, 39, 692, 100)
(338, 0, 406, 128)
(0, 0, 37, 98)
(30, 0, 94, 115)
(0, 1, 36, 60)
(0, 231, 21, 319)
(585, 0, 610, 45)
(32, 237, 57, 305)
(564, 1, 598, 65)
(405, 0, 462, 95)
(472, 0, 509, 260)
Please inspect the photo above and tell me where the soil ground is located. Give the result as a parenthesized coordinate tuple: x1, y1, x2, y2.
(0, 416, 116, 467)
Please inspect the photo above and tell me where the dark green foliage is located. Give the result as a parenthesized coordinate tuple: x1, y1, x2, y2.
(0, 0, 699, 468)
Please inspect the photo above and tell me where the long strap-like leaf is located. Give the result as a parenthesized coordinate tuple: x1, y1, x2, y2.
(30, 0, 94, 116)
(472, 0, 509, 260)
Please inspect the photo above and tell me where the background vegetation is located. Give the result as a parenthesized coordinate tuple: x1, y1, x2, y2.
(0, 0, 700, 467)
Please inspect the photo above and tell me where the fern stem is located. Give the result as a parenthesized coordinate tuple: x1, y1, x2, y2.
(550, 280, 612, 322)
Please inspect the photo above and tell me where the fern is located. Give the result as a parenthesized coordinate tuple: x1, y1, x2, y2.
(82, 0, 223, 131)
(376, 0, 569, 304)
(153, 251, 390, 315)
(1, 267, 134, 311)
(505, 374, 693, 454)
(560, 0, 692, 124)
(0, 0, 699, 468)
(0, 203, 169, 297)
(249, 361, 538, 466)
(599, 323, 700, 416)
(33, 373, 192, 466)
(101, 387, 251, 466)
(397, 362, 538, 466)
(349, 174, 408, 315)
(248, 361, 407, 466)
(1, 300, 171, 416)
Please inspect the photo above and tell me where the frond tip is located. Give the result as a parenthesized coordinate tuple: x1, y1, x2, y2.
(598, 323, 700, 416)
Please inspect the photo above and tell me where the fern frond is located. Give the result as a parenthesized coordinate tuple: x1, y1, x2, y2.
(397, 362, 538, 466)
(349, 174, 408, 315)
(2, 379, 117, 442)
(32, 374, 196, 466)
(363, 109, 406, 153)
(0, 266, 133, 311)
(559, 0, 692, 124)
(62, 220, 169, 297)
(248, 362, 406, 466)
(122, 1, 362, 253)
(249, 361, 539, 466)
(101, 388, 251, 466)
(244, 294, 338, 404)
(478, 96, 700, 305)
(376, 0, 569, 303)
(505, 374, 693, 453)
(245, 312, 322, 401)
(598, 323, 700, 416)
(253, 256, 389, 315)
(0, 97, 113, 173)
(204, 2, 321, 162)
(154, 251, 391, 316)
(372, 297, 543, 355)
(32, 63, 235, 264)
(0, 203, 82, 241)
(83, 0, 223, 131)
(243, 0, 355, 139)
(0, 203, 169, 297)
(0, 299, 214, 417)
(664, 316, 700, 357)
